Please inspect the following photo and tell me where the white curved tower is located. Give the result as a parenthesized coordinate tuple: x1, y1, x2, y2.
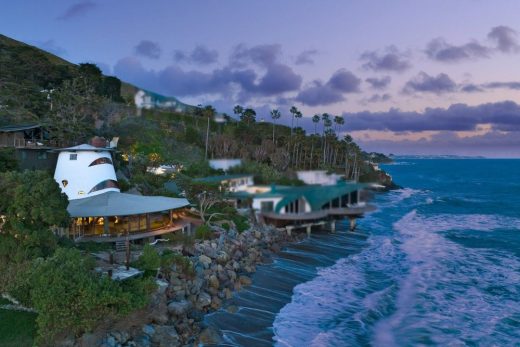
(54, 144, 120, 200)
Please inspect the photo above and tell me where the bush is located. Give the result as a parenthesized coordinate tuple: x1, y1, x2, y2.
(160, 250, 195, 278)
(194, 224, 213, 240)
(134, 244, 161, 275)
(29, 248, 149, 344)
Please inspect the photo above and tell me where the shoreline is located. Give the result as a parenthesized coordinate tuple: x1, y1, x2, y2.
(72, 224, 309, 346)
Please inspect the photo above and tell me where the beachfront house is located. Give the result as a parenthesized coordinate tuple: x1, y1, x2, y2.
(242, 182, 371, 227)
(53, 143, 191, 242)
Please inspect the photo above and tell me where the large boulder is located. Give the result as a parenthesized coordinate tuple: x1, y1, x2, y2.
(150, 325, 180, 347)
(239, 275, 252, 286)
(198, 254, 212, 268)
(196, 327, 223, 346)
(167, 299, 192, 316)
(197, 292, 212, 308)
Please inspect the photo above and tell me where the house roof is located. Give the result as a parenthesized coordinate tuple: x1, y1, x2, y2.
(194, 174, 253, 184)
(52, 144, 115, 152)
(0, 123, 41, 132)
(271, 182, 366, 212)
(67, 191, 190, 217)
(230, 182, 366, 212)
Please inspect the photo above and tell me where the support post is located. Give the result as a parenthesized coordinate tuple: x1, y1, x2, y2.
(330, 220, 336, 233)
(286, 226, 292, 236)
(103, 216, 109, 235)
(146, 214, 151, 232)
(306, 225, 311, 237)
(349, 218, 357, 231)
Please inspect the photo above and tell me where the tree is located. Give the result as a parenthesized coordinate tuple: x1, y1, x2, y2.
(295, 110, 303, 128)
(201, 105, 216, 160)
(0, 171, 69, 233)
(289, 106, 299, 136)
(30, 248, 150, 344)
(270, 109, 281, 143)
(312, 114, 320, 134)
(43, 77, 102, 144)
(0, 148, 18, 172)
(241, 108, 256, 125)
(233, 105, 244, 120)
(333, 115, 345, 135)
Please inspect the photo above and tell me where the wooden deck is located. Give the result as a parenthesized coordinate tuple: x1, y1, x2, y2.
(75, 221, 191, 243)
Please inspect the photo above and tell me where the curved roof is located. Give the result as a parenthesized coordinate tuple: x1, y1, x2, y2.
(67, 191, 190, 217)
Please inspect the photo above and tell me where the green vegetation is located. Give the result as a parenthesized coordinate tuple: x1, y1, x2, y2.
(0, 309, 37, 347)
(195, 224, 213, 240)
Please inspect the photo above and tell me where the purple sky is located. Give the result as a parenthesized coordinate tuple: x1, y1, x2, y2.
(2, 0, 520, 157)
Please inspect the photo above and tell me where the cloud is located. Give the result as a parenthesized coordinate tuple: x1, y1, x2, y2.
(230, 43, 282, 67)
(460, 83, 484, 93)
(295, 49, 318, 65)
(174, 45, 218, 65)
(296, 80, 345, 106)
(360, 46, 411, 72)
(425, 37, 490, 62)
(403, 72, 457, 94)
(357, 130, 520, 157)
(33, 39, 66, 56)
(482, 81, 520, 90)
(135, 40, 162, 59)
(488, 26, 520, 53)
(343, 100, 520, 132)
(366, 93, 391, 103)
(366, 76, 391, 90)
(327, 69, 361, 93)
(114, 55, 301, 99)
(296, 69, 361, 106)
(56, 1, 96, 20)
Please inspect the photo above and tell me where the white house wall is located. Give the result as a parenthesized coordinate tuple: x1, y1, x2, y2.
(252, 197, 282, 212)
(54, 150, 119, 200)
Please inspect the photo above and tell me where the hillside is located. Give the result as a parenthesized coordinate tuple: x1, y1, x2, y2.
(0, 33, 395, 188)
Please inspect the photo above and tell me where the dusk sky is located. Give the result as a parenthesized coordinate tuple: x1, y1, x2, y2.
(2, 0, 520, 157)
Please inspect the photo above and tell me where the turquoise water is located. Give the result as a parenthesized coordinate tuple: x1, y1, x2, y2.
(206, 159, 520, 346)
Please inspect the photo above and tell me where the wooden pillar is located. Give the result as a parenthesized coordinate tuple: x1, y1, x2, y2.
(349, 218, 357, 231)
(169, 210, 173, 226)
(146, 213, 151, 232)
(330, 220, 336, 233)
(103, 216, 109, 235)
(306, 225, 312, 237)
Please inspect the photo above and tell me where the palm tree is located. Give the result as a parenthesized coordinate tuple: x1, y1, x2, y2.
(233, 105, 243, 118)
(312, 114, 320, 134)
(270, 109, 282, 143)
(202, 105, 216, 160)
(295, 110, 303, 129)
(289, 106, 299, 136)
(241, 108, 256, 125)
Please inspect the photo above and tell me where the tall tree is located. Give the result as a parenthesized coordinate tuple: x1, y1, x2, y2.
(201, 105, 216, 160)
(289, 106, 299, 136)
(312, 114, 320, 134)
(270, 109, 282, 143)
(233, 105, 243, 119)
(241, 108, 256, 125)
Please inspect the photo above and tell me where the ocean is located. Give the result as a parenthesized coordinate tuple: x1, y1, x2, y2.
(205, 159, 520, 346)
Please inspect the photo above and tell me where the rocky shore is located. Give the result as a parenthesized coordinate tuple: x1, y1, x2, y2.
(72, 225, 306, 347)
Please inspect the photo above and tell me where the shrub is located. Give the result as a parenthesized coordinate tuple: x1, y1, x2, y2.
(194, 224, 213, 240)
(134, 244, 161, 275)
(29, 248, 148, 344)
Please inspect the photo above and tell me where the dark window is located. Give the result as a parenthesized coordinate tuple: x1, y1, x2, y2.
(88, 179, 119, 194)
(260, 201, 274, 212)
(89, 157, 113, 167)
(37, 152, 48, 160)
(70, 154, 77, 160)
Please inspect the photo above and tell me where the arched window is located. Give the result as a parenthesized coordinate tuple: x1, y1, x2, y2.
(89, 157, 113, 167)
(88, 179, 119, 193)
